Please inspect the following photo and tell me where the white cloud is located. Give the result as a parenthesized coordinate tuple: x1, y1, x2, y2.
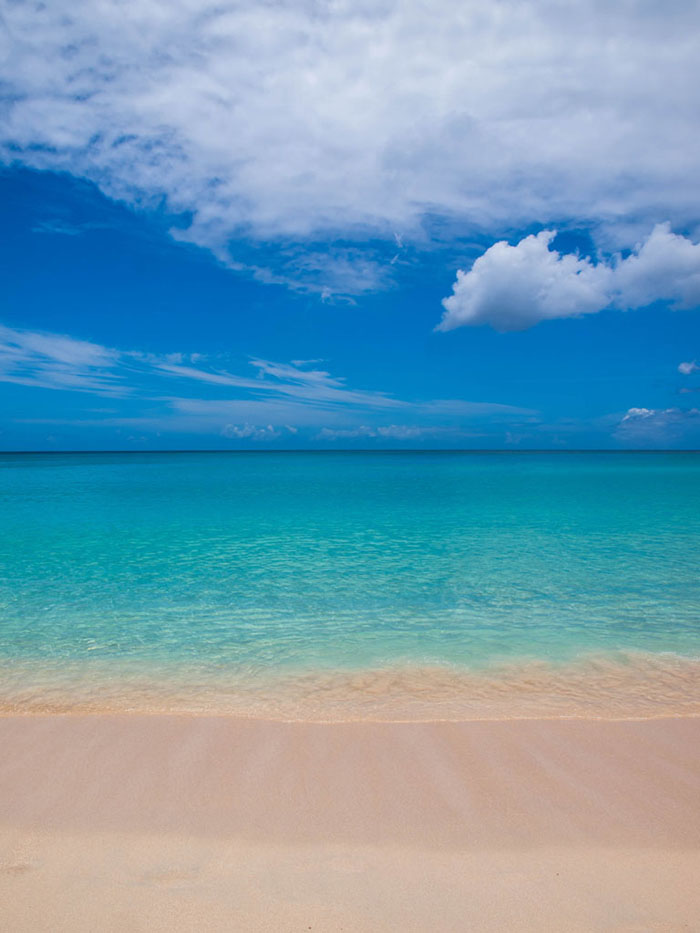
(614, 406, 700, 445)
(611, 224, 700, 309)
(438, 231, 610, 332)
(221, 423, 279, 440)
(0, 325, 403, 414)
(438, 224, 700, 332)
(316, 424, 477, 441)
(1, 321, 533, 437)
(3, 1, 700, 292)
(417, 398, 537, 418)
(678, 361, 699, 375)
(142, 354, 403, 409)
(621, 407, 657, 421)
(0, 323, 123, 394)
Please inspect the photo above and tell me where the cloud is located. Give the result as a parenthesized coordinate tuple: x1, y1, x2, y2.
(417, 398, 537, 418)
(166, 356, 404, 409)
(139, 354, 403, 409)
(316, 424, 477, 441)
(679, 361, 700, 375)
(614, 406, 700, 445)
(438, 224, 700, 332)
(3, 1, 700, 292)
(32, 220, 109, 237)
(282, 248, 392, 297)
(0, 323, 123, 394)
(1, 320, 532, 439)
(438, 230, 611, 331)
(221, 423, 279, 440)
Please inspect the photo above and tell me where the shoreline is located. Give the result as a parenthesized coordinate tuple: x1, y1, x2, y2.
(3, 708, 700, 722)
(1, 713, 699, 930)
(2, 649, 700, 722)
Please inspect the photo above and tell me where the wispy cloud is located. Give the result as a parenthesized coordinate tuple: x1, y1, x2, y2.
(1, 322, 534, 439)
(316, 425, 483, 441)
(147, 356, 403, 410)
(31, 219, 110, 237)
(0, 323, 124, 395)
(247, 359, 403, 409)
(416, 399, 536, 418)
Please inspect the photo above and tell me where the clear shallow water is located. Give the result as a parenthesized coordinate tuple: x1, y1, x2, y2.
(1, 451, 699, 718)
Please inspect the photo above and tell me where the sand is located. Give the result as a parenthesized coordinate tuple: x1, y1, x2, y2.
(0, 714, 699, 931)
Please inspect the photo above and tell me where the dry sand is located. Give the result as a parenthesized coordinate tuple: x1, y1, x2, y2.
(0, 714, 699, 931)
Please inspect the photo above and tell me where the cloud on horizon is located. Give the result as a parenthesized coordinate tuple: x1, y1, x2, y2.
(3, 0, 700, 294)
(438, 225, 700, 332)
(614, 406, 700, 445)
(221, 423, 283, 440)
(315, 424, 481, 441)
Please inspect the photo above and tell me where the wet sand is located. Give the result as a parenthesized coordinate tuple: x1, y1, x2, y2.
(1, 714, 699, 931)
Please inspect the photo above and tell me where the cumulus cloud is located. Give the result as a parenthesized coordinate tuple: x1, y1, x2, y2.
(221, 423, 279, 440)
(438, 224, 700, 332)
(679, 361, 700, 375)
(438, 231, 610, 332)
(3, 1, 700, 291)
(614, 406, 700, 445)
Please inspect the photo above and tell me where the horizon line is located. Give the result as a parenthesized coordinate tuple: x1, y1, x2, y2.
(2, 448, 699, 455)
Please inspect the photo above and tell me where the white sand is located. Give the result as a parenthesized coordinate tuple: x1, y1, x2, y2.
(1, 714, 699, 931)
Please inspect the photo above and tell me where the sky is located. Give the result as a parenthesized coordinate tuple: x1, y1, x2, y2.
(2, 0, 700, 450)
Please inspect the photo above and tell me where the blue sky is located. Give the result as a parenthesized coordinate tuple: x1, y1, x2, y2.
(2, 0, 700, 450)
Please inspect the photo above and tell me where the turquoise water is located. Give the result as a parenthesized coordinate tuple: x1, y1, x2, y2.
(1, 451, 699, 716)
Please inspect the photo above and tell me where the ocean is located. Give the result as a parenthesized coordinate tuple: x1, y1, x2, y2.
(1, 451, 699, 719)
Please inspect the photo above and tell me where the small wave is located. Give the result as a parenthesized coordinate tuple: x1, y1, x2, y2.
(1, 650, 699, 721)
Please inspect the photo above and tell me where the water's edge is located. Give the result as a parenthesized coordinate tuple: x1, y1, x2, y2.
(2, 651, 699, 721)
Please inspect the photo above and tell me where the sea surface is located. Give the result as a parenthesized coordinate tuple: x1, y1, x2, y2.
(1, 451, 699, 719)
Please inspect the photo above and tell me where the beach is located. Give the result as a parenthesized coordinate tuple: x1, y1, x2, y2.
(2, 453, 699, 928)
(1, 712, 699, 931)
